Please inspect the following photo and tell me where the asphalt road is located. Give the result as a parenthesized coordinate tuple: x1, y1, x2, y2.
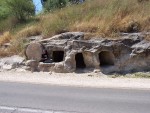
(0, 81, 150, 113)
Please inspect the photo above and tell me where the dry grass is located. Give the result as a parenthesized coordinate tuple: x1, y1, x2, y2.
(0, 32, 13, 45)
(15, 25, 42, 39)
(0, 37, 27, 57)
(38, 0, 150, 38)
(0, 49, 12, 57)
(0, 30, 28, 57)
(0, 29, 33, 57)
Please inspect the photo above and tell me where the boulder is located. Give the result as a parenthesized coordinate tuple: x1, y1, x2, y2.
(25, 42, 44, 62)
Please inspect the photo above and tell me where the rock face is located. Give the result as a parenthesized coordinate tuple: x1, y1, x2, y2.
(25, 32, 150, 74)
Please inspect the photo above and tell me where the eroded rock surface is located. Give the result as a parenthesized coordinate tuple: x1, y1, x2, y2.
(25, 32, 150, 74)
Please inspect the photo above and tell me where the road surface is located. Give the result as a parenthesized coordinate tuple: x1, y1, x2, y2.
(0, 81, 150, 113)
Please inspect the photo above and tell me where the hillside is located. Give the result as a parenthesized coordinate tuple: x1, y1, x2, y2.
(0, 0, 150, 56)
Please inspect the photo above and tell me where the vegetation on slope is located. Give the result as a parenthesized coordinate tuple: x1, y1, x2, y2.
(0, 0, 150, 56)
(40, 0, 150, 38)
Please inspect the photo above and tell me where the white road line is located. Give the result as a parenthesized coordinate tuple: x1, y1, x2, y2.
(0, 106, 81, 113)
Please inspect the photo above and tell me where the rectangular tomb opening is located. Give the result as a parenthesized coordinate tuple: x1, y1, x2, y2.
(52, 51, 64, 62)
(99, 51, 115, 67)
(75, 53, 86, 69)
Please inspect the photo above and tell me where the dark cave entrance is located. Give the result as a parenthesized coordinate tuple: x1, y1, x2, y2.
(75, 53, 86, 69)
(52, 51, 64, 62)
(99, 51, 115, 67)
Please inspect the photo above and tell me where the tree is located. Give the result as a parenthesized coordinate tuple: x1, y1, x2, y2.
(42, 0, 85, 11)
(0, 0, 9, 20)
(6, 0, 35, 22)
(44, 0, 68, 11)
(69, 0, 85, 4)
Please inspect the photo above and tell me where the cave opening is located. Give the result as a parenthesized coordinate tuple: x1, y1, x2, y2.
(99, 51, 115, 67)
(75, 53, 86, 69)
(52, 51, 64, 62)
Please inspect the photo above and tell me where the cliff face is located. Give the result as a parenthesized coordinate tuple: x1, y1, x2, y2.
(25, 32, 150, 74)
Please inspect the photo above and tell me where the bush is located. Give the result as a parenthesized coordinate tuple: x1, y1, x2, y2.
(6, 0, 35, 22)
